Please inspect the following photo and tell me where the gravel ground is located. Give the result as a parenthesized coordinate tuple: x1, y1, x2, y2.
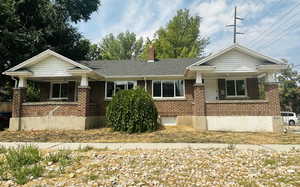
(1, 148, 300, 186)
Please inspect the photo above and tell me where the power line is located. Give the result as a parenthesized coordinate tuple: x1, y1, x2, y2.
(260, 22, 300, 51)
(240, 0, 284, 43)
(254, 10, 300, 49)
(247, 1, 300, 47)
(255, 10, 300, 50)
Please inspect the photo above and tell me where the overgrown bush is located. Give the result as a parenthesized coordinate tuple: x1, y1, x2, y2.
(106, 88, 159, 133)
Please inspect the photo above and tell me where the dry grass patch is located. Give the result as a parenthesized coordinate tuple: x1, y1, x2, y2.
(1, 126, 300, 144)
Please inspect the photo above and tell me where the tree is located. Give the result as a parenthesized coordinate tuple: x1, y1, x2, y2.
(278, 64, 300, 114)
(98, 31, 143, 60)
(141, 9, 208, 59)
(0, 0, 100, 90)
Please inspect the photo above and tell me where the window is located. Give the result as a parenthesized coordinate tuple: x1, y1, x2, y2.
(226, 79, 246, 97)
(105, 81, 136, 98)
(152, 80, 185, 98)
(50, 83, 68, 99)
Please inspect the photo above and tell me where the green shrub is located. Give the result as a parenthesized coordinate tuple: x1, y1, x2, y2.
(11, 164, 44, 185)
(45, 150, 71, 163)
(4, 146, 43, 184)
(6, 146, 41, 169)
(45, 150, 73, 173)
(106, 88, 159, 133)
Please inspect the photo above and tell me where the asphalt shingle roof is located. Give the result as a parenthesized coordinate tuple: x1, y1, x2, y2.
(79, 58, 202, 77)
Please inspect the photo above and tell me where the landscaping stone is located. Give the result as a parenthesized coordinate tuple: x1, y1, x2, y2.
(1, 148, 299, 186)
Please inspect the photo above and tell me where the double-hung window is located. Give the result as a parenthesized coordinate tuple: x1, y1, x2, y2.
(226, 79, 246, 97)
(50, 83, 68, 100)
(152, 80, 184, 98)
(105, 81, 136, 98)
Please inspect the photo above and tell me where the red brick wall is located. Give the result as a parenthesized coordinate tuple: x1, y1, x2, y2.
(21, 104, 80, 117)
(17, 80, 281, 118)
(153, 80, 194, 116)
(193, 84, 205, 116)
(98, 80, 195, 117)
(12, 88, 26, 117)
(206, 83, 280, 116)
(20, 85, 100, 117)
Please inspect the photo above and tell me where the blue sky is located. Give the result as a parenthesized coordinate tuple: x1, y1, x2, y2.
(75, 0, 300, 70)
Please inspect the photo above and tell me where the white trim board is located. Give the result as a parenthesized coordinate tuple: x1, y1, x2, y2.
(5, 49, 92, 72)
(187, 44, 284, 69)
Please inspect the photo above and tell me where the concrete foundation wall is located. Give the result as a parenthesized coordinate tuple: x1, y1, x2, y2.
(9, 116, 105, 131)
(206, 116, 279, 132)
(176, 116, 207, 131)
(160, 117, 177, 126)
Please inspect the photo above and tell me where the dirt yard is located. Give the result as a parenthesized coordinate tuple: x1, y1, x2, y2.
(1, 126, 300, 144)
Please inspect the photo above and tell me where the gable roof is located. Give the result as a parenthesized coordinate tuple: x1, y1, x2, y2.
(5, 49, 92, 72)
(80, 58, 202, 77)
(188, 44, 284, 69)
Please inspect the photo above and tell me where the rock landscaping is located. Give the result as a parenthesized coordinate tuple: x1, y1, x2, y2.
(0, 146, 300, 186)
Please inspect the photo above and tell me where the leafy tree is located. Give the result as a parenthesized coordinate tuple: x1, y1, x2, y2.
(141, 9, 208, 59)
(278, 64, 300, 114)
(86, 44, 102, 60)
(0, 0, 100, 91)
(98, 31, 143, 60)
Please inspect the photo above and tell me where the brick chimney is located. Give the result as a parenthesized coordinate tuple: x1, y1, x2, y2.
(147, 45, 155, 62)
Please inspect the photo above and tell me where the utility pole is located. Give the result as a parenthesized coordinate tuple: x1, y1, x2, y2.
(226, 6, 244, 43)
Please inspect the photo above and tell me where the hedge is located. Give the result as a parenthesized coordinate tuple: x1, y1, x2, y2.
(106, 88, 159, 133)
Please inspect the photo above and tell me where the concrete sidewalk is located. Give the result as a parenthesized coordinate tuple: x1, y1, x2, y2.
(0, 142, 300, 151)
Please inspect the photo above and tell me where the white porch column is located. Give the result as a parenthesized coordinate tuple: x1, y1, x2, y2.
(266, 72, 275, 83)
(80, 74, 89, 86)
(18, 77, 27, 88)
(196, 72, 203, 84)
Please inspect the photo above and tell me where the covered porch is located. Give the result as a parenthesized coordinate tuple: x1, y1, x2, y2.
(7, 71, 103, 131)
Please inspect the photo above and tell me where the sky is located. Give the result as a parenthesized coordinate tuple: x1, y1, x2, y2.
(75, 0, 300, 70)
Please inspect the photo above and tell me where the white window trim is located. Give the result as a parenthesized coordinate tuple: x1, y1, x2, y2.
(50, 82, 69, 100)
(105, 81, 137, 99)
(225, 78, 247, 97)
(152, 80, 185, 100)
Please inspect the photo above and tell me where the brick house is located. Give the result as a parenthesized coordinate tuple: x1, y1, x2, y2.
(3, 44, 287, 132)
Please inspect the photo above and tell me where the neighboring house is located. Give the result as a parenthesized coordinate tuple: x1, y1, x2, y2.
(3, 44, 287, 132)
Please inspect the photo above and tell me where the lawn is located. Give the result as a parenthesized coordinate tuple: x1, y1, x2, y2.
(1, 126, 300, 144)
(0, 146, 300, 186)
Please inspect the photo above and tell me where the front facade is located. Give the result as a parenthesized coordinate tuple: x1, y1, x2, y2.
(3, 44, 287, 132)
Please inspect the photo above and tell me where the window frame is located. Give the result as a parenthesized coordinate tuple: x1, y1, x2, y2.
(105, 81, 137, 99)
(49, 82, 69, 100)
(225, 79, 247, 97)
(152, 80, 185, 99)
